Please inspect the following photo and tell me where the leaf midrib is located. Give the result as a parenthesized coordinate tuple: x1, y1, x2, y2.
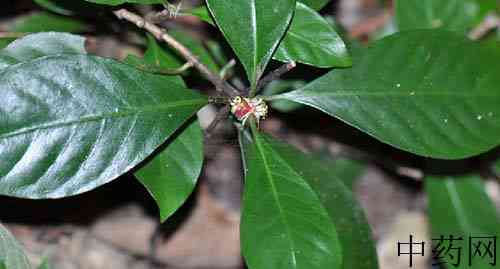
(250, 0, 258, 83)
(0, 99, 206, 140)
(254, 134, 298, 267)
(279, 90, 500, 99)
(445, 179, 472, 232)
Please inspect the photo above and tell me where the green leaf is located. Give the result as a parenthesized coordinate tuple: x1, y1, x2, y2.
(289, 154, 378, 269)
(33, 0, 74, 16)
(205, 40, 229, 66)
(133, 34, 205, 222)
(189, 3, 347, 69)
(274, 2, 351, 68)
(0, 261, 5, 269)
(329, 158, 366, 190)
(299, 0, 330, 10)
(0, 38, 15, 50)
(37, 258, 52, 269)
(262, 80, 306, 112)
(206, 0, 296, 88)
(10, 12, 86, 33)
(0, 55, 207, 199)
(426, 175, 500, 269)
(274, 30, 500, 159)
(0, 32, 86, 70)
(136, 120, 203, 222)
(143, 34, 182, 69)
(83, 0, 163, 5)
(241, 132, 342, 269)
(395, 0, 497, 34)
(0, 223, 31, 269)
(123, 54, 159, 74)
(187, 6, 215, 26)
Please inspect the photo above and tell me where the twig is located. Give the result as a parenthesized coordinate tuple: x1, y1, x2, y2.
(468, 13, 500, 40)
(143, 0, 184, 23)
(145, 9, 175, 23)
(208, 95, 230, 104)
(204, 105, 230, 138)
(136, 61, 194, 75)
(219, 59, 236, 81)
(164, 61, 193, 74)
(113, 9, 239, 97)
(0, 32, 26, 39)
(249, 61, 296, 96)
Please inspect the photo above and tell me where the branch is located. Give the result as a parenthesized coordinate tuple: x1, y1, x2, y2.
(145, 7, 179, 23)
(134, 61, 193, 75)
(219, 59, 236, 81)
(249, 61, 296, 96)
(146, 0, 183, 22)
(113, 9, 240, 97)
(468, 13, 500, 40)
(0, 32, 26, 39)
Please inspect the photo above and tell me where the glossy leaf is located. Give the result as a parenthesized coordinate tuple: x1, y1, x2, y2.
(395, 0, 496, 33)
(33, 0, 74, 16)
(136, 120, 203, 222)
(0, 224, 31, 269)
(124, 35, 183, 75)
(426, 175, 500, 269)
(288, 152, 378, 269)
(0, 32, 86, 70)
(83, 0, 163, 5)
(0, 38, 15, 50)
(274, 2, 351, 68)
(299, 0, 330, 10)
(10, 12, 86, 33)
(189, 3, 347, 69)
(241, 132, 342, 269)
(275, 30, 500, 159)
(262, 80, 306, 112)
(329, 158, 366, 190)
(0, 55, 207, 199)
(187, 5, 215, 26)
(133, 33, 205, 222)
(205, 40, 230, 66)
(240, 135, 376, 269)
(206, 0, 296, 88)
(143, 33, 182, 69)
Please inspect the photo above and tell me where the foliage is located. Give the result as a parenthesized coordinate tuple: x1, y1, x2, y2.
(206, 0, 296, 88)
(395, 0, 496, 34)
(426, 176, 500, 269)
(274, 30, 500, 159)
(10, 12, 86, 33)
(0, 224, 55, 269)
(1, 1, 500, 269)
(0, 224, 31, 269)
